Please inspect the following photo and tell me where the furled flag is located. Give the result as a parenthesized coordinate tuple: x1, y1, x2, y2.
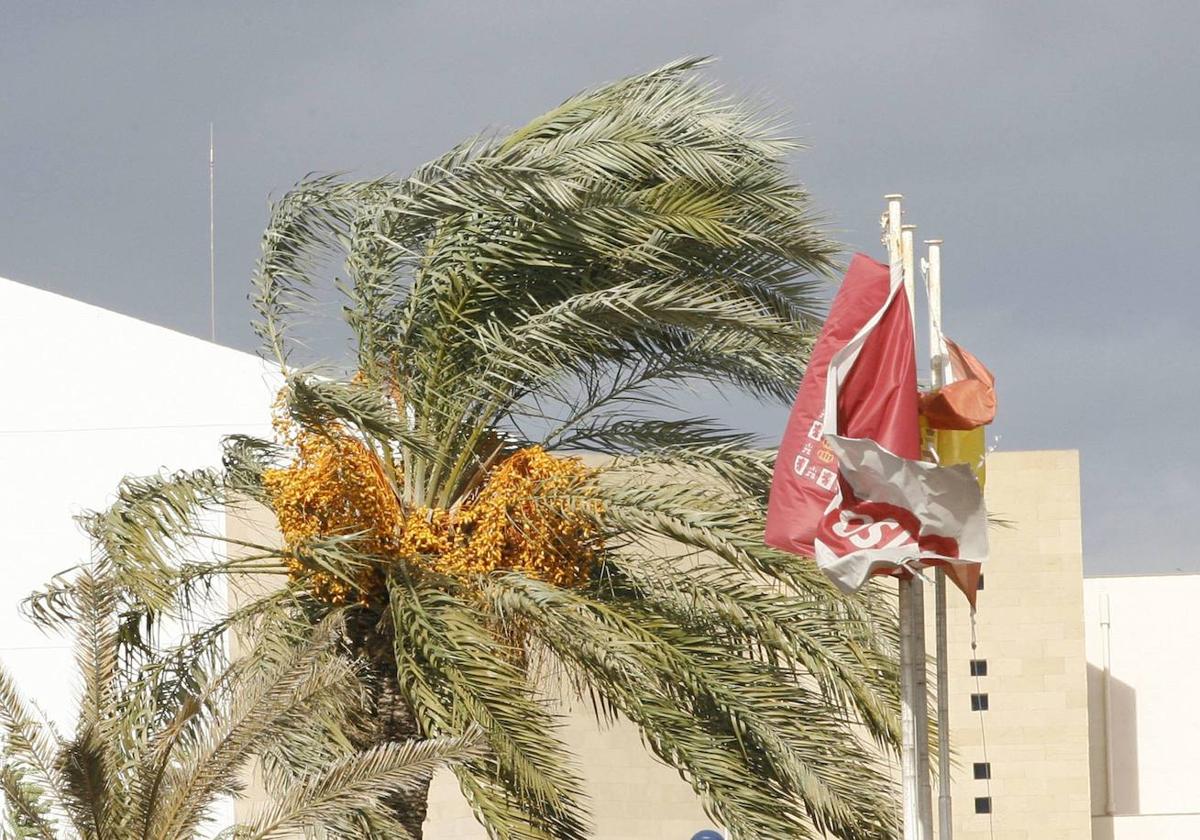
(765, 254, 920, 556)
(921, 337, 996, 490)
(919, 337, 997, 430)
(765, 253, 987, 603)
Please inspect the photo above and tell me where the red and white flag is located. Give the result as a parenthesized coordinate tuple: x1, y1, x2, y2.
(814, 435, 986, 606)
(765, 254, 920, 555)
(765, 253, 987, 603)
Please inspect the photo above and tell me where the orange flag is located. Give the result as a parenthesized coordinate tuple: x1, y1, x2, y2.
(919, 338, 996, 430)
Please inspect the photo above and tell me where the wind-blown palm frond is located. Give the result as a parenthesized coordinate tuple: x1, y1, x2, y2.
(4, 571, 480, 839)
(27, 60, 904, 838)
(0, 659, 71, 835)
(481, 571, 895, 839)
(231, 734, 482, 840)
(386, 580, 590, 840)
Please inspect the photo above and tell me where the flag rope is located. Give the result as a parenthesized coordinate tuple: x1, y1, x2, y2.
(969, 611, 996, 840)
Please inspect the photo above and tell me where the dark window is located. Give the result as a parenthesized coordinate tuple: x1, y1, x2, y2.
(975, 796, 992, 814)
(977, 573, 985, 590)
(971, 693, 989, 712)
(970, 659, 988, 677)
(973, 762, 991, 780)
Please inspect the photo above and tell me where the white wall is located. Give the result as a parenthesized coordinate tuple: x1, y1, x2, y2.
(0, 276, 276, 729)
(1085, 574, 1200, 839)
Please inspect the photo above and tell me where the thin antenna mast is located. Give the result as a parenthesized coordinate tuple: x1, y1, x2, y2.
(209, 122, 216, 342)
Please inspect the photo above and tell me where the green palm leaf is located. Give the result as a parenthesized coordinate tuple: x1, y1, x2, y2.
(5, 572, 479, 840)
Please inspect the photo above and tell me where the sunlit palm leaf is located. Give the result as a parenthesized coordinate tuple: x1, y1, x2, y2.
(6, 576, 478, 840)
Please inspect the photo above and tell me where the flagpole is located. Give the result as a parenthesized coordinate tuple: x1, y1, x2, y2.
(926, 238, 953, 839)
(902, 219, 934, 834)
(901, 224, 918, 328)
(886, 196, 931, 840)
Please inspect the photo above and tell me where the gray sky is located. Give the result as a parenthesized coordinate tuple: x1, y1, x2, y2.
(3, 1, 1197, 575)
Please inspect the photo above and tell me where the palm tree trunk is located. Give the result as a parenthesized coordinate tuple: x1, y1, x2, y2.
(348, 608, 433, 838)
(377, 679, 432, 838)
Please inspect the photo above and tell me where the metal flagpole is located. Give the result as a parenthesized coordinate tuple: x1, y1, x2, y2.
(903, 220, 934, 835)
(885, 196, 931, 840)
(901, 224, 918, 326)
(926, 238, 953, 838)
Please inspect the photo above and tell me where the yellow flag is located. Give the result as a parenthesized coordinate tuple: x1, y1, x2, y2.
(938, 427, 987, 489)
(921, 418, 986, 489)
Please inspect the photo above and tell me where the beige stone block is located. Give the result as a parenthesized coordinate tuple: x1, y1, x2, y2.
(1043, 636, 1086, 658)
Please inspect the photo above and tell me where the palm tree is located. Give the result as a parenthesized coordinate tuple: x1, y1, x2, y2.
(28, 59, 903, 838)
(2, 566, 481, 838)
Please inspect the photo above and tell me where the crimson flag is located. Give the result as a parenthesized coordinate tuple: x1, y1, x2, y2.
(765, 253, 920, 556)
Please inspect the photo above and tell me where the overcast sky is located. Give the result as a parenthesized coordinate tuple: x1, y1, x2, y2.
(3, 1, 1197, 575)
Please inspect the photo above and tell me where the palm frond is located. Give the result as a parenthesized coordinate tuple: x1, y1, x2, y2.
(0, 666, 69, 829)
(235, 733, 484, 840)
(0, 764, 57, 840)
(387, 580, 591, 840)
(5, 572, 470, 840)
(484, 572, 898, 839)
(608, 557, 900, 747)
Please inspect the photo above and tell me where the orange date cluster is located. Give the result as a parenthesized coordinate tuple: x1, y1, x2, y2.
(263, 423, 601, 604)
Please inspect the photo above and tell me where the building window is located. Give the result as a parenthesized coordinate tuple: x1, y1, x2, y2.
(970, 693, 989, 711)
(975, 796, 992, 814)
(969, 659, 988, 677)
(973, 762, 991, 780)
(977, 573, 985, 590)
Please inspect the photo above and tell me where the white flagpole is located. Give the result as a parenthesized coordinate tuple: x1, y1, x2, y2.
(901, 224, 918, 327)
(902, 220, 934, 834)
(926, 238, 953, 838)
(885, 196, 931, 840)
